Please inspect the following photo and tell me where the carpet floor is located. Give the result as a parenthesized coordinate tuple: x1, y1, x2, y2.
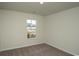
(0, 43, 73, 56)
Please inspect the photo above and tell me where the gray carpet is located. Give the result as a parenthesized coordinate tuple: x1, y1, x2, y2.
(0, 43, 73, 56)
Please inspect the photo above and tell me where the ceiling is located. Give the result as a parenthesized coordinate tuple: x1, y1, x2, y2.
(0, 2, 79, 16)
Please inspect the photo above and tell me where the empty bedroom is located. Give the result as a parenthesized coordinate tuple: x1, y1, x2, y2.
(0, 2, 79, 56)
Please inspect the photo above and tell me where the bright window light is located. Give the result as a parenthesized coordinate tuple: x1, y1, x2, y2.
(26, 19, 36, 38)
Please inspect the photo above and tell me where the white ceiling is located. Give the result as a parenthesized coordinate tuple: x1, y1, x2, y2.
(0, 2, 79, 16)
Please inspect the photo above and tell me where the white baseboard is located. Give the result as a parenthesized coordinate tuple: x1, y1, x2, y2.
(45, 42, 78, 56)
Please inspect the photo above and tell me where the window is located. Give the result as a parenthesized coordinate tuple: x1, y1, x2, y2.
(26, 19, 36, 38)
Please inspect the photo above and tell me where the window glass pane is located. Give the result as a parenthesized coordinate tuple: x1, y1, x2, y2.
(27, 20, 32, 27)
(26, 19, 36, 38)
(32, 20, 36, 25)
(27, 20, 32, 24)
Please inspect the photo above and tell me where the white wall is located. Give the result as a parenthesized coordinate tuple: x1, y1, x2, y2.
(0, 9, 45, 51)
(45, 7, 79, 55)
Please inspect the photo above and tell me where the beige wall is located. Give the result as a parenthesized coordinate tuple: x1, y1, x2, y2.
(0, 9, 44, 51)
(45, 7, 79, 55)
